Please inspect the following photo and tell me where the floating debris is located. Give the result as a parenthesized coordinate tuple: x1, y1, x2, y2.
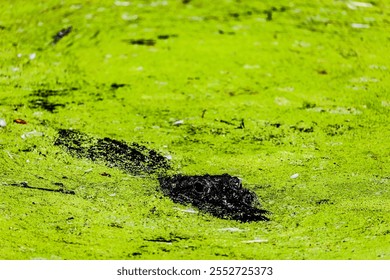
(317, 69, 328, 75)
(14, 119, 27, 124)
(52, 26, 72, 44)
(290, 173, 299, 179)
(157, 34, 178, 40)
(83, 168, 93, 174)
(158, 174, 269, 222)
(150, 1, 168, 7)
(174, 207, 198, 214)
(347, 1, 373, 9)
(369, 65, 388, 70)
(274, 96, 290, 106)
(6, 182, 75, 195)
(241, 238, 268, 243)
(144, 235, 187, 244)
(243, 64, 260, 70)
(381, 101, 390, 107)
(351, 23, 370, 29)
(125, 39, 156, 46)
(114, 0, 131, 6)
(350, 76, 378, 83)
(121, 13, 138, 21)
(329, 107, 362, 115)
(316, 199, 333, 205)
(0, 118, 6, 127)
(218, 227, 247, 232)
(306, 106, 362, 115)
(110, 83, 128, 89)
(21, 130, 44, 139)
(173, 120, 184, 126)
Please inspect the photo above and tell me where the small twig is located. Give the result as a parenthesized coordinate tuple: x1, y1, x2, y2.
(218, 119, 235, 126)
(52, 26, 73, 45)
(237, 119, 245, 129)
(4, 182, 75, 195)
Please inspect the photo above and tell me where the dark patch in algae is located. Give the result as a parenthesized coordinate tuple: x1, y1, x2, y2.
(8, 182, 75, 195)
(30, 98, 66, 113)
(125, 39, 156, 46)
(110, 83, 129, 89)
(159, 174, 269, 222)
(29, 88, 77, 113)
(55, 129, 269, 222)
(52, 26, 73, 44)
(54, 129, 170, 175)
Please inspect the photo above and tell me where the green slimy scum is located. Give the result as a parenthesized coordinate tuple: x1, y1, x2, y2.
(0, 0, 389, 259)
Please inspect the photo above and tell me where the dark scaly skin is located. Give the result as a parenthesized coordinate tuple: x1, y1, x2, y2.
(55, 129, 269, 222)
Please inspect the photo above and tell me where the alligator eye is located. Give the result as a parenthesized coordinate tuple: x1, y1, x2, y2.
(193, 181, 204, 193)
(242, 193, 254, 205)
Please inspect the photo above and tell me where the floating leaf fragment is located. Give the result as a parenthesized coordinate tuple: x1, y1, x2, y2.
(14, 119, 27, 124)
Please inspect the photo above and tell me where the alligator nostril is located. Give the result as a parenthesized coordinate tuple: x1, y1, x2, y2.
(194, 182, 204, 193)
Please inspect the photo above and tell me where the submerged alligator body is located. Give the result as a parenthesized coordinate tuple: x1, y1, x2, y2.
(55, 129, 169, 175)
(55, 129, 269, 222)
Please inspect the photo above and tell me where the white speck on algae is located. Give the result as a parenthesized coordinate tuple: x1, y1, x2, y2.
(218, 228, 247, 232)
(174, 207, 198, 214)
(114, 1, 131, 7)
(242, 239, 268, 243)
(121, 13, 138, 21)
(21, 130, 43, 139)
(351, 23, 370, 29)
(290, 173, 299, 179)
(347, 1, 373, 9)
(173, 120, 184, 126)
(0, 119, 6, 127)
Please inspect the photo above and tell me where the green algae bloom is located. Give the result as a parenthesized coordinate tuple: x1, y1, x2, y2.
(0, 0, 389, 260)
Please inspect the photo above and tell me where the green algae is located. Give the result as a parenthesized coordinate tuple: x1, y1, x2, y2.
(0, 0, 389, 259)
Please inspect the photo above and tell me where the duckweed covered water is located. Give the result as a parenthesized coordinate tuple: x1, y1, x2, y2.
(0, 0, 389, 259)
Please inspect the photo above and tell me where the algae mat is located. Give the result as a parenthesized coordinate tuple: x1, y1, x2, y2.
(0, 0, 389, 259)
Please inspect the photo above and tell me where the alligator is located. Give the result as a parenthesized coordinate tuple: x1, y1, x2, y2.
(54, 129, 269, 222)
